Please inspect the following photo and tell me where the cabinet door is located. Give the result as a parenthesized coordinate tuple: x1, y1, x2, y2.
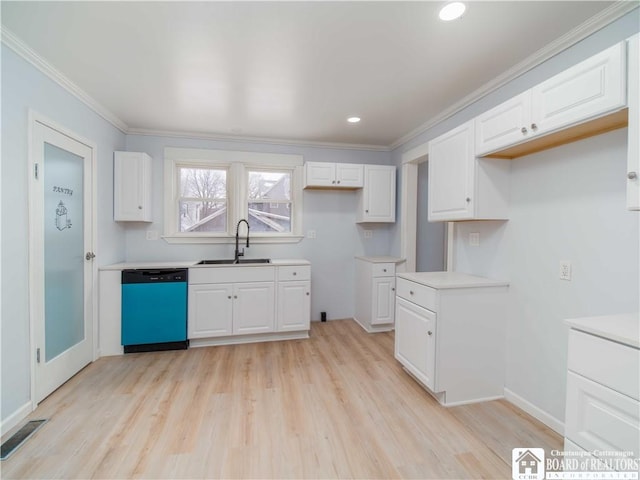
(371, 277, 394, 325)
(531, 42, 626, 136)
(394, 297, 436, 390)
(233, 282, 275, 334)
(114, 152, 152, 222)
(187, 284, 233, 338)
(428, 121, 475, 221)
(335, 163, 364, 187)
(627, 34, 639, 211)
(277, 281, 310, 331)
(304, 162, 336, 187)
(475, 92, 531, 156)
(358, 165, 396, 222)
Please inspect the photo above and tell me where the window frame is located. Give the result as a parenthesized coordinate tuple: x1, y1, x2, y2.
(163, 147, 304, 244)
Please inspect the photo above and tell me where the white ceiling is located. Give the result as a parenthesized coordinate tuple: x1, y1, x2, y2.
(1, 1, 626, 148)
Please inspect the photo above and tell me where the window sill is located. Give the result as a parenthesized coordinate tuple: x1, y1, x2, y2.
(162, 234, 305, 245)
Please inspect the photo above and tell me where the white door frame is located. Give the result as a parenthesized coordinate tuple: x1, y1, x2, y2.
(28, 110, 98, 410)
(400, 142, 452, 273)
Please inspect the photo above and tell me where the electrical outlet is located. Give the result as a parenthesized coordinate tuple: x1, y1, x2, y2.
(559, 260, 572, 281)
(146, 230, 158, 241)
(364, 230, 373, 239)
(307, 230, 316, 239)
(469, 232, 480, 246)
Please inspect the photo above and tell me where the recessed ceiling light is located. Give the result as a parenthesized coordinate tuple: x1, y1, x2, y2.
(347, 116, 361, 124)
(439, 2, 466, 21)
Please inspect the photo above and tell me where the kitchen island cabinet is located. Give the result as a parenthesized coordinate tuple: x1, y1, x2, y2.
(395, 272, 508, 406)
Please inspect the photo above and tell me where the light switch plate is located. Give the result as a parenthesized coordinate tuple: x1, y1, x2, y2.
(146, 230, 158, 241)
(469, 232, 480, 246)
(364, 230, 373, 239)
(307, 230, 316, 239)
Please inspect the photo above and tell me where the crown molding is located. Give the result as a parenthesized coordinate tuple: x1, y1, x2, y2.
(1, 26, 129, 133)
(390, 1, 639, 150)
(126, 127, 391, 152)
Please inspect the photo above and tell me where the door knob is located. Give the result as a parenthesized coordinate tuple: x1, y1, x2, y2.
(628, 171, 638, 180)
(427, 330, 433, 336)
(531, 123, 538, 131)
(85, 252, 96, 260)
(521, 127, 528, 134)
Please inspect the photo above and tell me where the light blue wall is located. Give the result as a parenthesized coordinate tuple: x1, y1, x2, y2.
(124, 134, 394, 322)
(390, 8, 640, 427)
(1, 45, 126, 425)
(416, 162, 445, 271)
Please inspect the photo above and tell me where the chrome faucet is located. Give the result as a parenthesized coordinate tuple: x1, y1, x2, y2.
(234, 219, 250, 263)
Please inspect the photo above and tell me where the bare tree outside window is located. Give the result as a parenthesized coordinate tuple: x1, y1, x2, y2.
(179, 167, 227, 232)
(247, 170, 291, 233)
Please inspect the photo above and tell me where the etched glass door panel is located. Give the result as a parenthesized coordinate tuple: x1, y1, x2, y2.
(43, 143, 85, 361)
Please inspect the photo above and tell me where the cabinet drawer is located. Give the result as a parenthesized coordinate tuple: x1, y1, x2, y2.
(372, 263, 394, 277)
(396, 278, 437, 311)
(278, 265, 310, 281)
(568, 330, 639, 400)
(565, 371, 639, 458)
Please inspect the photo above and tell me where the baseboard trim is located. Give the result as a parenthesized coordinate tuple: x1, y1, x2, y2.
(504, 388, 564, 435)
(1, 402, 33, 437)
(189, 330, 309, 348)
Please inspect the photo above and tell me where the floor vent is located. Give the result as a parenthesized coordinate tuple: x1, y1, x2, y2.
(1, 419, 47, 461)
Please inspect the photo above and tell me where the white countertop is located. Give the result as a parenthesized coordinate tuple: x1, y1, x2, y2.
(566, 313, 640, 348)
(355, 256, 405, 263)
(396, 271, 509, 289)
(100, 259, 310, 271)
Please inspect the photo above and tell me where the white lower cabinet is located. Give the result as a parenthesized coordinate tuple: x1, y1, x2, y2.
(354, 257, 400, 332)
(564, 315, 640, 462)
(188, 283, 234, 337)
(394, 272, 508, 406)
(395, 297, 436, 391)
(277, 265, 311, 332)
(277, 281, 310, 331)
(188, 281, 274, 338)
(188, 263, 310, 344)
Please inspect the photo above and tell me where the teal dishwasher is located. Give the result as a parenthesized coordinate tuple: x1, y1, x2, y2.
(121, 268, 188, 353)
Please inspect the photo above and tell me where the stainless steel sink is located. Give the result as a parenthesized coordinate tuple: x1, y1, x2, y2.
(197, 258, 271, 265)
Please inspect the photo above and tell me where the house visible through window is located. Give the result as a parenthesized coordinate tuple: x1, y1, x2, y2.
(248, 170, 291, 233)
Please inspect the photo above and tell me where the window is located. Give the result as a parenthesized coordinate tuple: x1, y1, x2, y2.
(164, 147, 303, 243)
(178, 167, 227, 233)
(247, 170, 291, 233)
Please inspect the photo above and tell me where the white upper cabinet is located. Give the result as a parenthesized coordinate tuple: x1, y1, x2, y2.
(336, 163, 364, 187)
(304, 162, 363, 188)
(357, 165, 396, 223)
(114, 151, 152, 222)
(429, 121, 476, 221)
(476, 41, 627, 157)
(627, 34, 639, 211)
(428, 121, 509, 222)
(532, 42, 625, 135)
(475, 92, 532, 156)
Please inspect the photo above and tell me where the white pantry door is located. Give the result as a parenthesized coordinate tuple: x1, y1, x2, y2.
(31, 119, 95, 404)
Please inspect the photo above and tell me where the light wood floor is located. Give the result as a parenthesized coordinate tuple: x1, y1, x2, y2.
(2, 319, 561, 479)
